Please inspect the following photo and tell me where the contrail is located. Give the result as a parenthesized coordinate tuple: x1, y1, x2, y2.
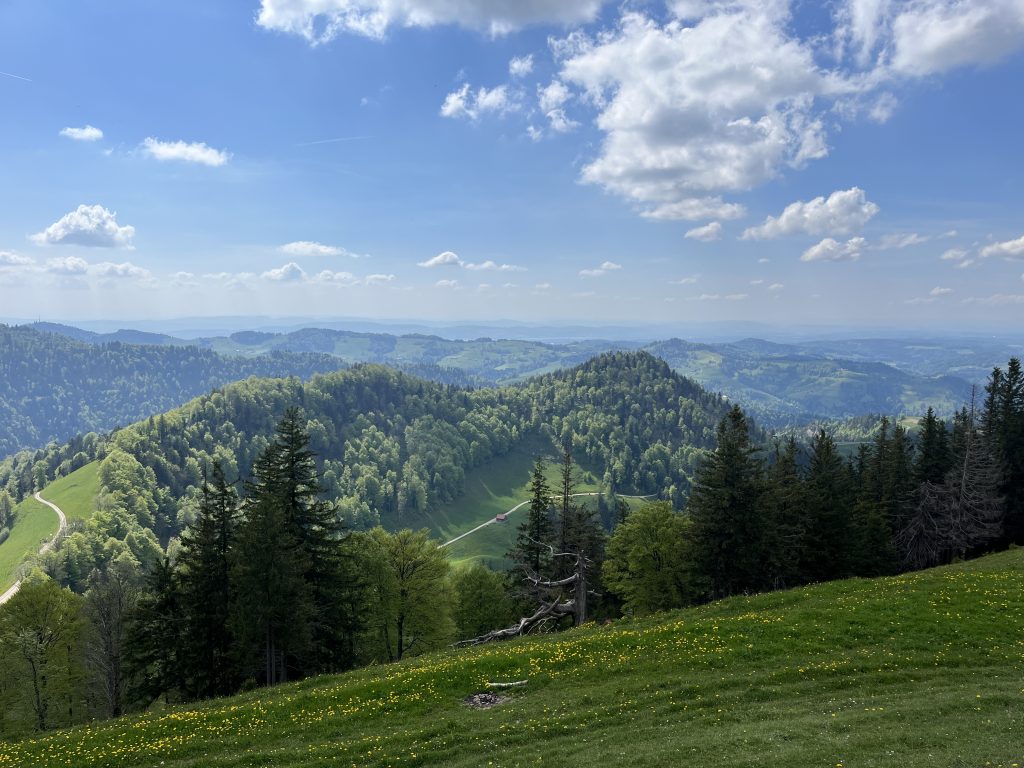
(0, 70, 31, 82)
(295, 135, 370, 147)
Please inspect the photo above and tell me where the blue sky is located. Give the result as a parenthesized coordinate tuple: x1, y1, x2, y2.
(1, 0, 1023, 330)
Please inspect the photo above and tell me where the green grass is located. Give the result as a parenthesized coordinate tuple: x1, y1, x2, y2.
(4, 550, 1022, 767)
(41, 462, 101, 523)
(0, 497, 58, 593)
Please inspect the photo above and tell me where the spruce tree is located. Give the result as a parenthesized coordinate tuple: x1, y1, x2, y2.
(761, 437, 807, 590)
(125, 557, 183, 706)
(688, 406, 763, 598)
(915, 408, 951, 485)
(507, 458, 555, 577)
(176, 464, 239, 699)
(802, 430, 853, 582)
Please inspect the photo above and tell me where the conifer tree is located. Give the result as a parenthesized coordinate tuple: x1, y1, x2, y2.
(688, 406, 763, 598)
(802, 430, 853, 582)
(507, 458, 555, 577)
(915, 408, 951, 485)
(176, 464, 239, 699)
(125, 558, 183, 706)
(761, 437, 806, 590)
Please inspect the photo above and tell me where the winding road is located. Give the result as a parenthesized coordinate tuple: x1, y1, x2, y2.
(439, 491, 655, 549)
(0, 492, 67, 606)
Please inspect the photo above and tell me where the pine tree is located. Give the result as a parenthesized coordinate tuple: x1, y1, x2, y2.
(915, 408, 951, 485)
(802, 430, 854, 582)
(761, 437, 806, 590)
(688, 406, 764, 598)
(507, 458, 555, 577)
(176, 464, 239, 699)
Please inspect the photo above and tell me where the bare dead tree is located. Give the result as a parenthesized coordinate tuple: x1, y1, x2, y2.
(455, 543, 595, 647)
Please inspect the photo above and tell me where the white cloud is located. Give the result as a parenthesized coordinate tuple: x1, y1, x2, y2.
(60, 125, 103, 142)
(538, 80, 571, 112)
(962, 294, 1024, 306)
(141, 138, 230, 167)
(280, 241, 353, 257)
(509, 54, 534, 78)
(534, 282, 552, 291)
(758, 257, 771, 263)
(579, 260, 622, 277)
(941, 248, 969, 261)
(256, 0, 604, 42)
(418, 251, 463, 268)
(436, 278, 460, 288)
(640, 198, 746, 222)
(0, 250, 33, 266)
(314, 269, 359, 285)
(464, 259, 526, 272)
(750, 279, 765, 285)
(558, 9, 830, 222)
(31, 205, 135, 248)
(801, 236, 866, 262)
(878, 232, 928, 249)
(440, 83, 518, 120)
(930, 286, 953, 296)
(768, 282, 785, 291)
(743, 188, 879, 240)
(262, 262, 306, 281)
(364, 273, 395, 285)
(690, 293, 720, 301)
(725, 293, 749, 301)
(672, 275, 699, 285)
(684, 221, 722, 242)
(45, 256, 89, 275)
(92, 261, 151, 279)
(980, 234, 1024, 259)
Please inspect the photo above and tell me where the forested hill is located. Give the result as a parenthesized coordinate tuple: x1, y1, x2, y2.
(0, 352, 730, 578)
(0, 325, 352, 456)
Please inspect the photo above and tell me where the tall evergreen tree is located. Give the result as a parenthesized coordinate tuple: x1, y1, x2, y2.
(688, 406, 763, 598)
(507, 458, 555, 577)
(176, 464, 239, 699)
(915, 408, 952, 485)
(761, 438, 807, 590)
(802, 430, 854, 582)
(125, 558, 183, 706)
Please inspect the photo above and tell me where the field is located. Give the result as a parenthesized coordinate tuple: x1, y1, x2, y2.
(3, 549, 1021, 767)
(39, 461, 101, 522)
(0, 496, 58, 593)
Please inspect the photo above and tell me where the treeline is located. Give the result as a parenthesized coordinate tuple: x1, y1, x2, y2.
(0, 412, 516, 733)
(0, 325, 351, 457)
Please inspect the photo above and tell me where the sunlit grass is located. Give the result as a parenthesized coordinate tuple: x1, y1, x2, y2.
(3, 550, 1021, 767)
(0, 497, 58, 593)
(42, 462, 100, 523)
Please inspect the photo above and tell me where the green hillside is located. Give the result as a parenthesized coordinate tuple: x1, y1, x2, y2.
(3, 550, 1021, 767)
(0, 496, 57, 593)
(38, 462, 100, 523)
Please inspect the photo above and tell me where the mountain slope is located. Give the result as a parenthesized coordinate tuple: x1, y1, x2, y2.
(3, 549, 1020, 766)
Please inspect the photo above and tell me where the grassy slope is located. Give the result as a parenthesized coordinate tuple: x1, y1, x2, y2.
(5, 551, 1022, 767)
(0, 497, 57, 592)
(40, 461, 101, 523)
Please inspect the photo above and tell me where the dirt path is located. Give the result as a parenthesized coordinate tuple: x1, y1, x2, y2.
(0, 491, 67, 605)
(439, 491, 655, 549)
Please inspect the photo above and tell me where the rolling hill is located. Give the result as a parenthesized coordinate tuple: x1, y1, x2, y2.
(2, 548, 1020, 766)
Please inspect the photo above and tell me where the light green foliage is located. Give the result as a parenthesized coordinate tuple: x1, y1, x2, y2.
(365, 528, 454, 662)
(4, 551, 1023, 767)
(451, 563, 515, 641)
(0, 577, 86, 734)
(602, 502, 695, 615)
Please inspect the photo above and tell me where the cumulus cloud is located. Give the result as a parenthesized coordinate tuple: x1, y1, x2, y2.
(256, 0, 604, 42)
(743, 188, 879, 240)
(31, 205, 135, 248)
(262, 262, 306, 281)
(558, 9, 829, 222)
(435, 278, 460, 288)
(801, 236, 866, 262)
(141, 138, 230, 167)
(768, 282, 785, 291)
(92, 261, 151, 279)
(684, 221, 722, 242)
(640, 198, 746, 223)
(930, 286, 953, 296)
(45, 256, 90, 275)
(280, 241, 353, 257)
(463, 259, 526, 272)
(579, 260, 622, 277)
(509, 54, 534, 78)
(60, 125, 103, 142)
(440, 83, 517, 120)
(418, 251, 463, 268)
(314, 269, 359, 285)
(0, 250, 33, 266)
(980, 234, 1024, 259)
(941, 248, 969, 261)
(364, 273, 395, 285)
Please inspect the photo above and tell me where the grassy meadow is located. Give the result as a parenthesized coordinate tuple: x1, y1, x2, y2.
(3, 549, 1021, 767)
